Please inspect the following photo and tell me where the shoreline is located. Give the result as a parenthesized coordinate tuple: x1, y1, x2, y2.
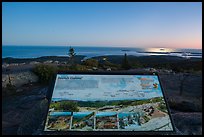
(2, 55, 202, 75)
(2, 54, 202, 64)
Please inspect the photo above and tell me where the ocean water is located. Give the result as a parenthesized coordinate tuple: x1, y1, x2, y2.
(96, 112, 117, 117)
(50, 111, 72, 116)
(73, 112, 93, 118)
(2, 45, 202, 59)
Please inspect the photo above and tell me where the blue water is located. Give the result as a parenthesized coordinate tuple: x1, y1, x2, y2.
(96, 112, 117, 117)
(50, 111, 72, 116)
(49, 112, 141, 119)
(73, 112, 93, 118)
(2, 45, 202, 59)
(118, 112, 135, 118)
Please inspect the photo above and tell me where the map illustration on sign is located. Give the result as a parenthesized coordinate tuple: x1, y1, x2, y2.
(44, 74, 174, 131)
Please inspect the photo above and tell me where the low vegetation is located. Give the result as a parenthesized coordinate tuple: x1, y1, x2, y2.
(82, 59, 99, 67)
(77, 97, 163, 108)
(50, 101, 79, 112)
(14, 50, 202, 89)
(93, 55, 202, 72)
(69, 64, 89, 71)
(32, 64, 57, 84)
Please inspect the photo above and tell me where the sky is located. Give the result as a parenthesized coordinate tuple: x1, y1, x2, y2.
(2, 2, 202, 49)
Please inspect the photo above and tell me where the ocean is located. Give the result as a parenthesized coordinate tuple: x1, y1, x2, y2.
(2, 45, 202, 59)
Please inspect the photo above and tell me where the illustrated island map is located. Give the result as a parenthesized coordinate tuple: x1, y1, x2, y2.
(44, 74, 174, 131)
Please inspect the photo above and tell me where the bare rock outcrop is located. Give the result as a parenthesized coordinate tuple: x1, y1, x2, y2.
(2, 71, 38, 88)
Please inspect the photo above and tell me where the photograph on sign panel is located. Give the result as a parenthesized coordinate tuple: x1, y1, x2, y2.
(44, 74, 174, 131)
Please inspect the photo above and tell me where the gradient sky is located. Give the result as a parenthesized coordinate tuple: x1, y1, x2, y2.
(2, 2, 202, 49)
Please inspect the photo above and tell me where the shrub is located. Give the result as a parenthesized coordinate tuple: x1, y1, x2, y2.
(83, 59, 99, 67)
(130, 60, 143, 69)
(50, 101, 79, 112)
(69, 64, 87, 71)
(57, 65, 70, 72)
(33, 64, 57, 84)
(104, 61, 120, 68)
(59, 101, 79, 111)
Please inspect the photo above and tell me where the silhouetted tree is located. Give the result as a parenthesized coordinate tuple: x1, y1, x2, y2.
(68, 46, 76, 65)
(121, 53, 131, 70)
(60, 101, 79, 112)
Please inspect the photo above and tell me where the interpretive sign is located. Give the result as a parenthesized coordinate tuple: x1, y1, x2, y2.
(44, 73, 174, 132)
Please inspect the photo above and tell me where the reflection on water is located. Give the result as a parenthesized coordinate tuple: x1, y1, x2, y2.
(146, 48, 175, 53)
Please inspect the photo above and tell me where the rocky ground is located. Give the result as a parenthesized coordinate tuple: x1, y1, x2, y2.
(2, 68, 202, 135)
(2, 84, 48, 135)
(159, 73, 202, 135)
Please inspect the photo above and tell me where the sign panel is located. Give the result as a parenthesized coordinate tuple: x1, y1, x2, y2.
(44, 74, 174, 132)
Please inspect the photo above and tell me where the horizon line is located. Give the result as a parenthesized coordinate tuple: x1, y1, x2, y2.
(2, 44, 202, 50)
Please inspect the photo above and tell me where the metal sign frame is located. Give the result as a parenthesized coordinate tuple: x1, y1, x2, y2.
(43, 71, 176, 135)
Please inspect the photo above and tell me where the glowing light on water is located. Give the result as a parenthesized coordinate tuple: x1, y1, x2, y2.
(146, 48, 175, 53)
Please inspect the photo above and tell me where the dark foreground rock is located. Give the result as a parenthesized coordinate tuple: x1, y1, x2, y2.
(17, 99, 48, 135)
(171, 112, 202, 135)
(2, 86, 48, 135)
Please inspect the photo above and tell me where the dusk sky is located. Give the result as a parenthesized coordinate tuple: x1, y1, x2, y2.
(2, 2, 202, 49)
